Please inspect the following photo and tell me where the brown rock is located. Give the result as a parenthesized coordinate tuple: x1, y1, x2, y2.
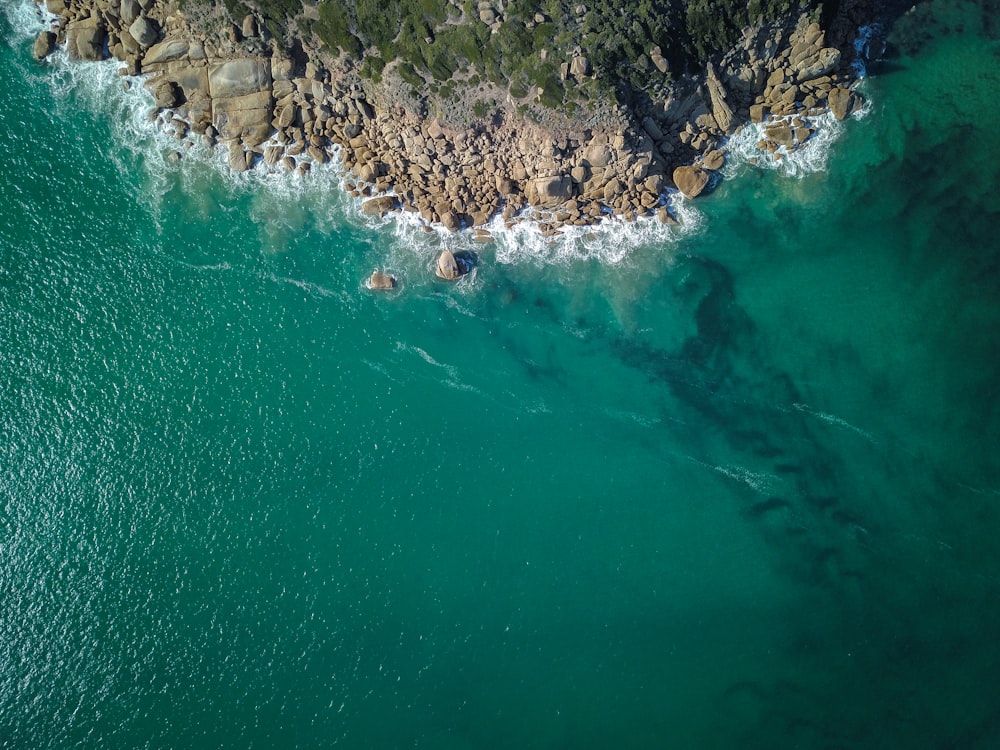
(672, 166, 710, 198)
(828, 86, 852, 120)
(151, 79, 180, 109)
(209, 60, 272, 100)
(368, 270, 396, 290)
(569, 55, 591, 78)
(702, 149, 725, 171)
(32, 31, 56, 61)
(526, 175, 573, 208)
(214, 91, 274, 147)
(657, 206, 677, 224)
(227, 142, 250, 173)
(706, 63, 735, 134)
(794, 48, 841, 82)
(764, 123, 795, 147)
(439, 211, 461, 231)
(361, 196, 395, 216)
(67, 19, 106, 61)
(241, 15, 258, 39)
(436, 249, 460, 280)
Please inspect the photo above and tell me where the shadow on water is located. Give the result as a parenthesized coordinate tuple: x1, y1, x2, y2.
(611, 254, 873, 584)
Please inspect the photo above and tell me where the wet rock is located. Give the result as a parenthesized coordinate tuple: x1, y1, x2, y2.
(151, 79, 180, 109)
(227, 142, 250, 173)
(764, 123, 795, 147)
(32, 31, 56, 60)
(361, 196, 395, 216)
(702, 149, 725, 171)
(368, 270, 396, 290)
(672, 166, 710, 199)
(436, 249, 460, 280)
(828, 86, 853, 120)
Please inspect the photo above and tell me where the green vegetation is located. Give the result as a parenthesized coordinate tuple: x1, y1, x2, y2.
(232, 0, 820, 109)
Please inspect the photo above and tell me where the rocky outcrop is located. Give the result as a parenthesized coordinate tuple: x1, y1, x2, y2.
(705, 64, 735, 134)
(35, 0, 867, 233)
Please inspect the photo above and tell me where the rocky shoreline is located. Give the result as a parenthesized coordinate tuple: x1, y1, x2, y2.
(31, 0, 874, 234)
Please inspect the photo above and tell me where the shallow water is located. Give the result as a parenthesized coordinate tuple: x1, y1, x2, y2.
(2, 1, 999, 747)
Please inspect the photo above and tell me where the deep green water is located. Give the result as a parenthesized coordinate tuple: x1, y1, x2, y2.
(2, 1, 999, 747)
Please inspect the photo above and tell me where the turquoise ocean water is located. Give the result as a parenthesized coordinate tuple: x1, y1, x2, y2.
(2, 1, 999, 747)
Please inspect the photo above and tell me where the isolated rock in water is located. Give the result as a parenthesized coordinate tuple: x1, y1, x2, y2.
(436, 249, 460, 280)
(672, 166, 710, 198)
(32, 31, 56, 60)
(368, 270, 396, 290)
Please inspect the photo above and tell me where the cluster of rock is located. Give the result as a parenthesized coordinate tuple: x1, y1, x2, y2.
(31, 0, 870, 233)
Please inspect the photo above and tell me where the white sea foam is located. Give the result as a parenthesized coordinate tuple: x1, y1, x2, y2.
(3, 0, 54, 40)
(723, 88, 874, 182)
(723, 112, 846, 179)
(791, 402, 877, 443)
(852, 24, 883, 78)
(10, 0, 870, 269)
(361, 190, 705, 270)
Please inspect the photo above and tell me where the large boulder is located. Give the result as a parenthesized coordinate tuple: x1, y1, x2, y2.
(582, 141, 613, 168)
(705, 63, 734, 134)
(227, 141, 251, 172)
(569, 55, 591, 78)
(436, 249, 460, 280)
(32, 31, 56, 60)
(212, 90, 273, 146)
(66, 19, 106, 61)
(209, 59, 272, 99)
(764, 123, 795, 147)
(525, 175, 573, 208)
(128, 16, 159, 49)
(361, 196, 395, 216)
(828, 86, 853, 120)
(672, 166, 710, 199)
(150, 79, 180, 108)
(142, 39, 190, 67)
(368, 270, 396, 290)
(119, 0, 140, 24)
(794, 48, 841, 82)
